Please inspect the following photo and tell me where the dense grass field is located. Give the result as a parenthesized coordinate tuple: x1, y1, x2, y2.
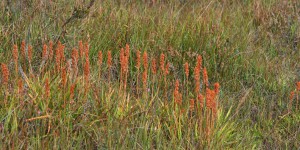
(0, 0, 300, 149)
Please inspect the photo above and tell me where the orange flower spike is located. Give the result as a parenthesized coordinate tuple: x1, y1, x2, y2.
(297, 82, 300, 91)
(45, 78, 50, 99)
(136, 50, 141, 69)
(84, 42, 89, 58)
(28, 45, 33, 62)
(79, 40, 84, 58)
(165, 62, 170, 76)
(71, 48, 79, 69)
(42, 44, 48, 60)
(84, 57, 90, 83)
(194, 66, 200, 93)
(196, 55, 202, 71)
(125, 44, 130, 72)
(142, 70, 148, 89)
(18, 79, 23, 95)
(55, 44, 61, 71)
(107, 51, 112, 68)
(289, 91, 295, 100)
(160, 53, 165, 72)
(174, 80, 179, 96)
(13, 44, 18, 63)
(98, 51, 103, 67)
(61, 67, 67, 88)
(21, 40, 26, 59)
(190, 99, 195, 110)
(120, 48, 125, 72)
(198, 94, 204, 108)
(125, 44, 130, 57)
(151, 58, 157, 75)
(70, 83, 76, 101)
(49, 40, 53, 60)
(184, 62, 189, 78)
(203, 67, 208, 87)
(143, 51, 148, 70)
(214, 82, 220, 94)
(60, 44, 65, 62)
(1, 63, 9, 86)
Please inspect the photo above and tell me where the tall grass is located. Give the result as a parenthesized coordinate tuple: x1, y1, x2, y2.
(0, 0, 299, 149)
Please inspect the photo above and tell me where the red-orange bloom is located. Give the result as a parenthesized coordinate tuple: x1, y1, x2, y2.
(297, 82, 300, 91)
(107, 51, 112, 68)
(190, 99, 195, 110)
(214, 82, 220, 94)
(98, 51, 103, 67)
(42, 44, 48, 60)
(143, 51, 148, 70)
(203, 67, 208, 87)
(21, 40, 26, 59)
(151, 58, 157, 75)
(160, 53, 165, 72)
(79, 40, 84, 58)
(136, 50, 141, 69)
(184, 62, 189, 78)
(28, 45, 33, 62)
(1, 63, 9, 86)
(49, 40, 53, 60)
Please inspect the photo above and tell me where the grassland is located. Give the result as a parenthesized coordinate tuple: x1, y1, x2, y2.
(0, 0, 299, 149)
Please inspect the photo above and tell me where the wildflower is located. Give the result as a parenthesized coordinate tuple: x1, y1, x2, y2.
(1, 63, 9, 86)
(190, 99, 195, 110)
(79, 40, 84, 58)
(84, 57, 90, 84)
(28, 45, 33, 62)
(143, 51, 148, 70)
(143, 70, 147, 90)
(174, 79, 182, 105)
(42, 44, 48, 60)
(136, 50, 141, 69)
(160, 53, 165, 72)
(203, 67, 208, 87)
(71, 48, 79, 70)
(297, 82, 300, 91)
(61, 66, 67, 88)
(151, 58, 157, 75)
(49, 40, 53, 60)
(214, 82, 220, 94)
(198, 94, 204, 108)
(184, 62, 189, 78)
(18, 79, 23, 95)
(98, 51, 103, 68)
(84, 42, 89, 58)
(21, 40, 26, 59)
(13, 44, 18, 73)
(70, 83, 76, 102)
(194, 66, 200, 93)
(107, 50, 112, 68)
(196, 55, 202, 71)
(165, 62, 169, 76)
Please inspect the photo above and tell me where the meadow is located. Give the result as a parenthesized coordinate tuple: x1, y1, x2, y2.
(0, 0, 299, 149)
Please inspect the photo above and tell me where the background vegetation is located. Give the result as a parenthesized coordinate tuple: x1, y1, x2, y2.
(0, 0, 299, 149)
